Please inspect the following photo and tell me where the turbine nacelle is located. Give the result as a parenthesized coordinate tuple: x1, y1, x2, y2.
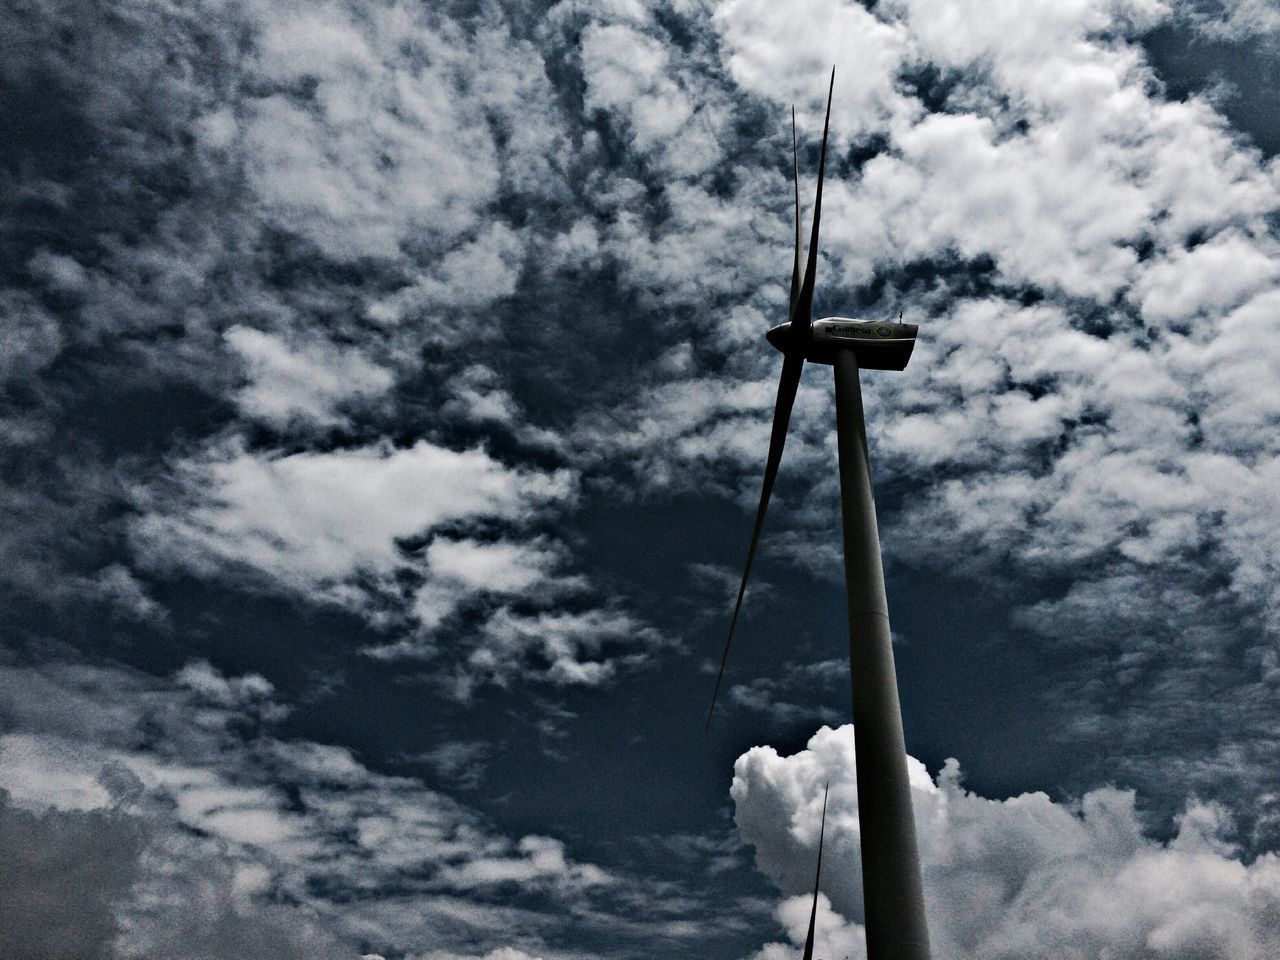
(765, 317, 918, 370)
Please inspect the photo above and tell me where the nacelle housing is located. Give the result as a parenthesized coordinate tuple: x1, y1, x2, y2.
(766, 317, 918, 370)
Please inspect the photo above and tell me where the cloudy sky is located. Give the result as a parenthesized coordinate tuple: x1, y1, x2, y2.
(3, 0, 1280, 957)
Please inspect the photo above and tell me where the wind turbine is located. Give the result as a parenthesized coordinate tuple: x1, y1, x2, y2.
(707, 71, 932, 960)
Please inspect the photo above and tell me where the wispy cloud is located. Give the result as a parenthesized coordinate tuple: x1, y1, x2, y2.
(0, 656, 729, 958)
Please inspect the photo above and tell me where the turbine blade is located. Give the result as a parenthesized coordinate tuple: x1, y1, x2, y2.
(707, 74, 835, 732)
(706, 349, 805, 731)
(794, 68, 836, 331)
(790, 106, 802, 315)
(801, 782, 830, 960)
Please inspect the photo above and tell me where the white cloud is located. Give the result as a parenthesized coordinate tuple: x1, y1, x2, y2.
(735, 725, 1280, 960)
(0, 653, 744, 957)
(570, 364, 830, 501)
(1183, 0, 1280, 39)
(413, 538, 569, 630)
(0, 290, 64, 385)
(413, 949, 555, 960)
(871, 283, 1280, 644)
(62, 563, 168, 623)
(600, 177, 786, 310)
(848, 109, 1149, 296)
(0, 733, 115, 812)
(365, 224, 526, 326)
(225, 325, 394, 426)
(0, 658, 621, 958)
(426, 539, 560, 594)
(746, 892, 864, 960)
(726, 658, 848, 727)
(411, 740, 490, 790)
(133, 439, 661, 687)
(584, 0, 1280, 650)
(227, 0, 570, 264)
(891, 0, 1168, 77)
(599, 113, 1279, 800)
(1134, 230, 1279, 327)
(436, 834, 611, 889)
(713, 0, 1275, 301)
(238, 1, 502, 260)
(174, 659, 278, 709)
(581, 23, 727, 177)
(134, 439, 573, 587)
(471, 607, 666, 688)
(442, 365, 520, 426)
(715, 0, 919, 141)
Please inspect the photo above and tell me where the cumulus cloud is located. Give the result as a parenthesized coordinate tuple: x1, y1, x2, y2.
(735, 725, 1280, 960)
(747, 892, 864, 960)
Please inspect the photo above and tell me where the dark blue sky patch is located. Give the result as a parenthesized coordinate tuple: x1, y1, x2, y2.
(1143, 23, 1280, 158)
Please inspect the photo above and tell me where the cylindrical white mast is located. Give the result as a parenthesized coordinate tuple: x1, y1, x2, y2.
(832, 348, 931, 960)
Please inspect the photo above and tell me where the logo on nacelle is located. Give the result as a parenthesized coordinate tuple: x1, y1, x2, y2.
(767, 317, 916, 369)
(821, 321, 900, 340)
(827, 324, 876, 338)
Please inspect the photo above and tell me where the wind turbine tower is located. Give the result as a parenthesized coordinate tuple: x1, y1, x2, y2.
(708, 71, 931, 960)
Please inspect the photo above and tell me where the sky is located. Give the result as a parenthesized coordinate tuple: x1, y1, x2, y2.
(2, 0, 1280, 957)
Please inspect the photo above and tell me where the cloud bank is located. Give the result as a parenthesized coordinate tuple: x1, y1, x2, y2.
(0, 655, 723, 959)
(735, 725, 1280, 960)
